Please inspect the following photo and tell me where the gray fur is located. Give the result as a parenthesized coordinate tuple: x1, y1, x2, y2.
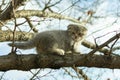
(8, 24, 87, 55)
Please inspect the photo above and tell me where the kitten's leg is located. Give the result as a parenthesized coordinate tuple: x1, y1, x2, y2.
(36, 43, 65, 55)
(46, 41, 65, 55)
(52, 48, 65, 55)
(36, 37, 65, 55)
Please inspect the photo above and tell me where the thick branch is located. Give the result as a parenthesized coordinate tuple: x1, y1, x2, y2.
(15, 10, 80, 23)
(0, 54, 120, 71)
(0, 30, 34, 42)
(0, 10, 81, 27)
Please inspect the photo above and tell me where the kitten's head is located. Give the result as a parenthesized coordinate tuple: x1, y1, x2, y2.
(67, 24, 87, 42)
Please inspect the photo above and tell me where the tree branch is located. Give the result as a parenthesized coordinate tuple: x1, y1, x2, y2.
(0, 10, 81, 27)
(88, 33, 120, 55)
(0, 30, 34, 42)
(0, 0, 26, 27)
(15, 10, 80, 23)
(0, 0, 26, 20)
(82, 40, 109, 54)
(0, 53, 120, 71)
(25, 17, 38, 33)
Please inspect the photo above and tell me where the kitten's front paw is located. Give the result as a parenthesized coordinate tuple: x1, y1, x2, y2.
(58, 49, 65, 55)
(55, 49, 65, 56)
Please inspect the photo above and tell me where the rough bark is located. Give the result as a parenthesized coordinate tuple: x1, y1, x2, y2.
(0, 30, 34, 42)
(0, 53, 120, 71)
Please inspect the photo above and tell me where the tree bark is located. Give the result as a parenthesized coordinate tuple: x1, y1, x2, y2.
(0, 30, 34, 42)
(0, 53, 120, 71)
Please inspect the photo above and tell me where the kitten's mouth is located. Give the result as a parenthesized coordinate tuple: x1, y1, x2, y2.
(72, 37, 82, 42)
(75, 38, 81, 42)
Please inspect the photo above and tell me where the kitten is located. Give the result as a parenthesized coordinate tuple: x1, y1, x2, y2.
(8, 24, 87, 55)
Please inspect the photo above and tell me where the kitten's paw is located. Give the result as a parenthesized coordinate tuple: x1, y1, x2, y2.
(58, 49, 65, 55)
(55, 49, 65, 56)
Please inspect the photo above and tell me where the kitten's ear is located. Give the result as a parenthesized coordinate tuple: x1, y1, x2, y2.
(67, 24, 74, 31)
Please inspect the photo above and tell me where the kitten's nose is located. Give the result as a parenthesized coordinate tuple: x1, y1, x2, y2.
(75, 36, 77, 39)
(75, 34, 78, 39)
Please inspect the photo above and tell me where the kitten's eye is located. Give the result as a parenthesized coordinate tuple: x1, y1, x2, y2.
(72, 32, 75, 35)
(78, 33, 82, 36)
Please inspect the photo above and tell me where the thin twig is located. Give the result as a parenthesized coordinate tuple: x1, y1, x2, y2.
(88, 33, 120, 55)
(25, 17, 38, 33)
(11, 0, 17, 54)
(63, 68, 78, 78)
(29, 69, 41, 80)
(109, 38, 119, 55)
(72, 65, 90, 80)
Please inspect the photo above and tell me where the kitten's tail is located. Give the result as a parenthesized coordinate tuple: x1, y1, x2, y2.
(8, 40, 35, 49)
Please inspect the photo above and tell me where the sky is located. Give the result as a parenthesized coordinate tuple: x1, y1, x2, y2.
(0, 0, 120, 80)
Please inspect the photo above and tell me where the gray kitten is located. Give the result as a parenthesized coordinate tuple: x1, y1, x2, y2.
(8, 24, 87, 55)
